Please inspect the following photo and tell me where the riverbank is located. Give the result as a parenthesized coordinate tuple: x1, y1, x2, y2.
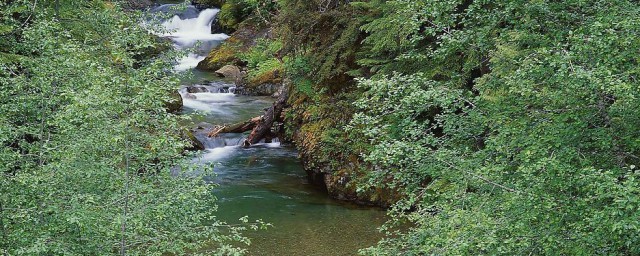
(154, 3, 388, 254)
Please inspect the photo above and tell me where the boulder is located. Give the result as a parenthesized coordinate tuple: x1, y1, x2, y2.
(184, 93, 197, 99)
(196, 24, 272, 71)
(235, 83, 282, 97)
(215, 65, 242, 79)
(183, 130, 205, 151)
(164, 90, 183, 113)
(195, 42, 239, 71)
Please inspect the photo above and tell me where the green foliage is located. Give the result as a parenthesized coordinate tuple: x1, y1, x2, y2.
(205, 0, 640, 253)
(217, 0, 249, 32)
(240, 0, 279, 24)
(241, 38, 282, 68)
(349, 0, 640, 254)
(216, 0, 277, 32)
(239, 38, 283, 84)
(281, 55, 317, 99)
(278, 0, 365, 87)
(0, 1, 249, 254)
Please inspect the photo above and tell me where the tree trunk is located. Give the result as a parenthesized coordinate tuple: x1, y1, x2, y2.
(206, 86, 288, 147)
(243, 87, 288, 147)
(208, 116, 262, 137)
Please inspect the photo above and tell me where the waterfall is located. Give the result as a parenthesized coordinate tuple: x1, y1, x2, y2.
(152, 4, 229, 71)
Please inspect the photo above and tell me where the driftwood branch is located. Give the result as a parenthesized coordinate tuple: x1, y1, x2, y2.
(206, 86, 289, 147)
(207, 116, 262, 137)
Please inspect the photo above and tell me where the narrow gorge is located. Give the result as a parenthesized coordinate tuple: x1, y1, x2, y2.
(153, 2, 386, 254)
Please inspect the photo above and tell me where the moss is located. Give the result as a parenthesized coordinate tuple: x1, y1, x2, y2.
(217, 3, 240, 31)
(182, 129, 205, 151)
(247, 67, 282, 86)
(198, 20, 271, 71)
(196, 41, 240, 71)
(283, 81, 400, 206)
(213, 0, 251, 33)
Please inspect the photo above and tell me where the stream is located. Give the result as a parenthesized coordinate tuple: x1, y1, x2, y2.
(152, 3, 387, 255)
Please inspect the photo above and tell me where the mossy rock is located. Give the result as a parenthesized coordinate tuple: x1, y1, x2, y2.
(196, 41, 240, 71)
(215, 3, 242, 32)
(197, 23, 270, 71)
(164, 90, 183, 113)
(182, 129, 205, 151)
(248, 68, 282, 87)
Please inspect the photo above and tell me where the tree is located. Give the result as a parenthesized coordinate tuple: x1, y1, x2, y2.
(1, 1, 248, 254)
(351, 0, 640, 254)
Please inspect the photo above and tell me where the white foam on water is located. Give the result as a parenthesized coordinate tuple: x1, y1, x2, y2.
(170, 33, 230, 49)
(174, 53, 206, 71)
(161, 8, 224, 48)
(155, 7, 229, 70)
(180, 90, 237, 112)
(189, 92, 235, 102)
(182, 99, 230, 114)
(196, 146, 238, 163)
(259, 142, 282, 148)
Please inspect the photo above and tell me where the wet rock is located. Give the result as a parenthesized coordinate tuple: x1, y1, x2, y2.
(151, 4, 199, 19)
(185, 86, 209, 93)
(235, 83, 283, 97)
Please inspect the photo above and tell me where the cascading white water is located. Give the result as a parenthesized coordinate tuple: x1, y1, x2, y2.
(161, 8, 228, 49)
(153, 4, 229, 71)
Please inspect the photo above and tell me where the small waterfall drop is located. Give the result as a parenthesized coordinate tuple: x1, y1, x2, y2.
(152, 4, 229, 71)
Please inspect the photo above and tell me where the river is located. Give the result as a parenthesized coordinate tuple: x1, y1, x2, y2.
(152, 2, 387, 255)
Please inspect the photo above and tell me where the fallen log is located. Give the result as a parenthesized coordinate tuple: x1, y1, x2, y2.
(243, 87, 288, 147)
(205, 86, 289, 147)
(207, 116, 262, 137)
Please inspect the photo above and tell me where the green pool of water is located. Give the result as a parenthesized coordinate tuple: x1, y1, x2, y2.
(183, 79, 387, 255)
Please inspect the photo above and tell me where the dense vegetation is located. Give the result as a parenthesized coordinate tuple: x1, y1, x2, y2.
(5, 0, 640, 254)
(237, 0, 640, 254)
(0, 1, 249, 255)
